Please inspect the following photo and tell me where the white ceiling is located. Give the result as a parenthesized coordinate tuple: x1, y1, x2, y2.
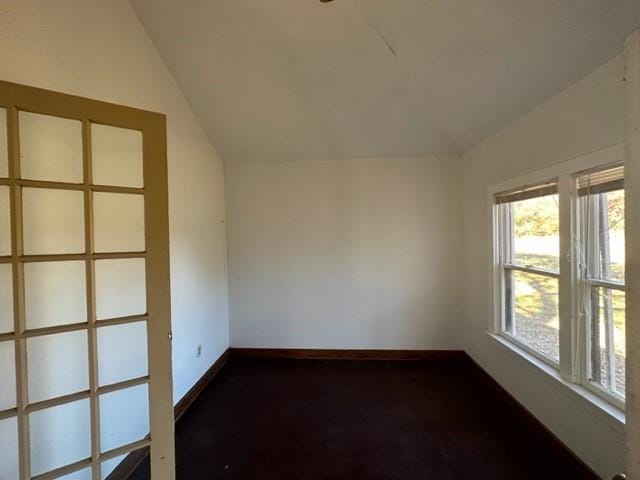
(131, 0, 640, 163)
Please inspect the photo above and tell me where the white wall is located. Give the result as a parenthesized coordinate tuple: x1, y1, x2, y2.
(460, 54, 626, 477)
(226, 156, 462, 349)
(0, 0, 229, 405)
(1, 1, 630, 476)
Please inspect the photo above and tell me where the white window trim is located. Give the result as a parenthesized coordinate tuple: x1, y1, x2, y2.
(487, 142, 626, 415)
(487, 332, 625, 429)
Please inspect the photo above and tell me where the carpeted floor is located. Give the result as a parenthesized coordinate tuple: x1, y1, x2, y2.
(130, 356, 597, 479)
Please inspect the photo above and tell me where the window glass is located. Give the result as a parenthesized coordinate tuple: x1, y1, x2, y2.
(498, 189, 560, 364)
(0, 107, 8, 178)
(589, 287, 625, 398)
(91, 124, 143, 188)
(29, 399, 91, 476)
(0, 417, 18, 480)
(512, 195, 559, 272)
(0, 186, 11, 256)
(19, 111, 83, 183)
(578, 167, 625, 400)
(507, 270, 560, 362)
(601, 189, 624, 283)
(99, 384, 149, 452)
(495, 164, 626, 405)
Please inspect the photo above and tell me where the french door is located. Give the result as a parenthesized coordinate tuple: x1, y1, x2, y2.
(0, 81, 175, 480)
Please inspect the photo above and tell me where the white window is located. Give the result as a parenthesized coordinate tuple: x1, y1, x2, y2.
(495, 182, 560, 364)
(577, 165, 625, 401)
(493, 160, 625, 408)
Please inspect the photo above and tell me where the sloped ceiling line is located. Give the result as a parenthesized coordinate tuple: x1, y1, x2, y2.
(131, 0, 640, 163)
(349, 0, 462, 154)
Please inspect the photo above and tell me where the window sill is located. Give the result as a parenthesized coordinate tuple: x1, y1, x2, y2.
(486, 332, 625, 429)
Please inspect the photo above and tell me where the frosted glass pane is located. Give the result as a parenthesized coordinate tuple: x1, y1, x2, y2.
(0, 107, 8, 178)
(0, 418, 18, 480)
(95, 259, 146, 320)
(93, 193, 145, 253)
(19, 112, 82, 183)
(59, 468, 91, 480)
(22, 188, 85, 255)
(101, 454, 126, 480)
(0, 264, 13, 333)
(30, 399, 91, 475)
(0, 186, 11, 256)
(25, 261, 87, 329)
(0, 341, 16, 411)
(27, 331, 89, 403)
(97, 322, 147, 386)
(92, 124, 143, 188)
(100, 384, 149, 452)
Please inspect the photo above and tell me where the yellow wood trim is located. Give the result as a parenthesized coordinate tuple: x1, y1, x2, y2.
(0, 79, 174, 479)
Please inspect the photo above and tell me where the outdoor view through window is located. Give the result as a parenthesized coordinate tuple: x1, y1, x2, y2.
(496, 164, 626, 403)
(506, 193, 560, 362)
(579, 179, 625, 399)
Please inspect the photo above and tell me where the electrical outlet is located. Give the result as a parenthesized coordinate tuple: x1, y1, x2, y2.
(196, 344, 202, 358)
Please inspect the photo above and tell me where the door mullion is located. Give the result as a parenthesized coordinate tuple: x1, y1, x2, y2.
(83, 119, 102, 480)
(8, 105, 31, 480)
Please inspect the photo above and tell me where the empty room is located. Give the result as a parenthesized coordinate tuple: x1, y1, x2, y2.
(0, 1, 639, 479)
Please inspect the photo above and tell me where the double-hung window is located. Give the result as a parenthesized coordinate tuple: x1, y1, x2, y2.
(577, 165, 626, 401)
(495, 181, 560, 364)
(493, 160, 626, 407)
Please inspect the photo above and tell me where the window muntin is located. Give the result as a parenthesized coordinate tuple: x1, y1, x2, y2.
(496, 184, 560, 363)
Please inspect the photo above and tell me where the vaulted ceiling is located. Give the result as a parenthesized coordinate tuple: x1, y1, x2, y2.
(131, 0, 640, 163)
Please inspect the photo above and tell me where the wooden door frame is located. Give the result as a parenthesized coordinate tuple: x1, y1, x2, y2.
(0, 80, 175, 480)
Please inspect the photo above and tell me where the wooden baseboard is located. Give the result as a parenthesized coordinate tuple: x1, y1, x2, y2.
(106, 349, 230, 480)
(229, 347, 466, 361)
(465, 354, 601, 480)
(174, 349, 230, 421)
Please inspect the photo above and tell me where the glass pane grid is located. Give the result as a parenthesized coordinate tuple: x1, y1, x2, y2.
(22, 187, 85, 255)
(100, 384, 150, 453)
(0, 263, 14, 333)
(97, 322, 148, 387)
(16, 378, 151, 479)
(27, 330, 90, 404)
(33, 442, 151, 480)
(18, 111, 83, 184)
(0, 107, 8, 178)
(93, 192, 145, 253)
(91, 123, 144, 189)
(2, 108, 150, 480)
(13, 438, 151, 480)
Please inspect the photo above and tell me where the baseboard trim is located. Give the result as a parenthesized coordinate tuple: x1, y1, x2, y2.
(465, 354, 601, 480)
(229, 347, 466, 361)
(106, 349, 230, 480)
(174, 349, 230, 421)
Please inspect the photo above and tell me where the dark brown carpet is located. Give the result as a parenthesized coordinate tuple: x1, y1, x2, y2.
(130, 357, 597, 479)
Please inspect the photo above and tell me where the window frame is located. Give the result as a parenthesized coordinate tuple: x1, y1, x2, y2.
(494, 183, 561, 368)
(488, 144, 626, 411)
(574, 176, 626, 409)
